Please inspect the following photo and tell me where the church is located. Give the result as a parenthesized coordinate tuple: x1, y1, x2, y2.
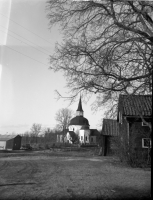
(65, 97, 100, 144)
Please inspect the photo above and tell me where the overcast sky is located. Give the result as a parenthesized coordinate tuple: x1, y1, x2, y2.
(0, 0, 105, 134)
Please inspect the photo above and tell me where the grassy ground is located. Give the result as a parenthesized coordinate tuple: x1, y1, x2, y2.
(0, 150, 151, 200)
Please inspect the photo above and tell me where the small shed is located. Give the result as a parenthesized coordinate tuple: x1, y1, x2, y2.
(101, 119, 119, 156)
(0, 135, 22, 150)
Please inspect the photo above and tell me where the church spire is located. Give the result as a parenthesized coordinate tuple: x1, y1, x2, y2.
(77, 96, 83, 112)
(76, 96, 84, 116)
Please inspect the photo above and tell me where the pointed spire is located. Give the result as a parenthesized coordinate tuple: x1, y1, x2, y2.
(76, 95, 84, 116)
(77, 96, 83, 112)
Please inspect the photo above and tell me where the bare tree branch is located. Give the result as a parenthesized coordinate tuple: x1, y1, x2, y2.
(46, 0, 153, 116)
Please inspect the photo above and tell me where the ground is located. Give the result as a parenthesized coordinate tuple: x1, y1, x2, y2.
(0, 150, 151, 200)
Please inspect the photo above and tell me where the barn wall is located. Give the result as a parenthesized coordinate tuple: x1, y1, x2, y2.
(102, 136, 118, 156)
(119, 116, 151, 162)
(129, 121, 151, 160)
(6, 139, 14, 150)
(107, 136, 118, 155)
(118, 117, 129, 158)
(13, 136, 22, 150)
(0, 141, 6, 150)
(119, 117, 129, 143)
(100, 135, 106, 156)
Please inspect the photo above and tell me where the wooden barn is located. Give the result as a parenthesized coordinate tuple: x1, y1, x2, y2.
(117, 94, 152, 161)
(101, 119, 119, 156)
(0, 135, 22, 150)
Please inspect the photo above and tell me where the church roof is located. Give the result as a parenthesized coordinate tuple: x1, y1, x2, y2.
(90, 129, 100, 136)
(69, 116, 89, 126)
(80, 125, 89, 130)
(76, 96, 83, 112)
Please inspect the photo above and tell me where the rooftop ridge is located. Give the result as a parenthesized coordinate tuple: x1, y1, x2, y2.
(118, 94, 152, 117)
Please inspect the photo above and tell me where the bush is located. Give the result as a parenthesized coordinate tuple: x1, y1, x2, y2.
(111, 134, 151, 168)
(45, 144, 50, 149)
(23, 144, 32, 150)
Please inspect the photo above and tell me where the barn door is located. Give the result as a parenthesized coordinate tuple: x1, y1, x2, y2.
(104, 136, 108, 156)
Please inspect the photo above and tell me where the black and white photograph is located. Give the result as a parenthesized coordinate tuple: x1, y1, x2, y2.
(0, 0, 152, 199)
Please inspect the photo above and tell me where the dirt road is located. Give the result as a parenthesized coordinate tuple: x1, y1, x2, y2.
(0, 151, 151, 200)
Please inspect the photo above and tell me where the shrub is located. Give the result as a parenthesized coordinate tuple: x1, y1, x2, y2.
(111, 133, 151, 167)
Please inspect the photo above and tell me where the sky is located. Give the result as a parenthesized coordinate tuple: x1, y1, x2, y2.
(0, 0, 106, 135)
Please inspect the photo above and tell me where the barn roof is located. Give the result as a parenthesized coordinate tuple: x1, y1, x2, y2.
(118, 95, 152, 117)
(0, 135, 21, 141)
(101, 119, 119, 136)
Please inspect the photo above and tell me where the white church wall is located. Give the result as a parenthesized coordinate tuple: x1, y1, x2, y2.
(69, 125, 82, 135)
(79, 129, 90, 144)
(66, 132, 73, 144)
(84, 130, 90, 143)
(79, 130, 85, 143)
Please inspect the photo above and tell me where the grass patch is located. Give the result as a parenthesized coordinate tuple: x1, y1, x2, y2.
(0, 151, 151, 200)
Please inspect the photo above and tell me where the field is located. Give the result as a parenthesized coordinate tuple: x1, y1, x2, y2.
(0, 150, 151, 200)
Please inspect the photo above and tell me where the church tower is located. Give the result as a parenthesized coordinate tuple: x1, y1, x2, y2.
(68, 96, 90, 135)
(76, 96, 84, 116)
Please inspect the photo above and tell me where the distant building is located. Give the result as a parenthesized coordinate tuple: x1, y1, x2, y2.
(57, 134, 64, 143)
(65, 96, 100, 144)
(79, 127, 100, 144)
(68, 96, 90, 135)
(56, 129, 68, 143)
(0, 135, 22, 150)
(101, 119, 119, 156)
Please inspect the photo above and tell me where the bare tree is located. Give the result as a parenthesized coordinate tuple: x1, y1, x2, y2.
(30, 123, 42, 144)
(46, 0, 153, 116)
(22, 131, 30, 145)
(55, 108, 74, 132)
